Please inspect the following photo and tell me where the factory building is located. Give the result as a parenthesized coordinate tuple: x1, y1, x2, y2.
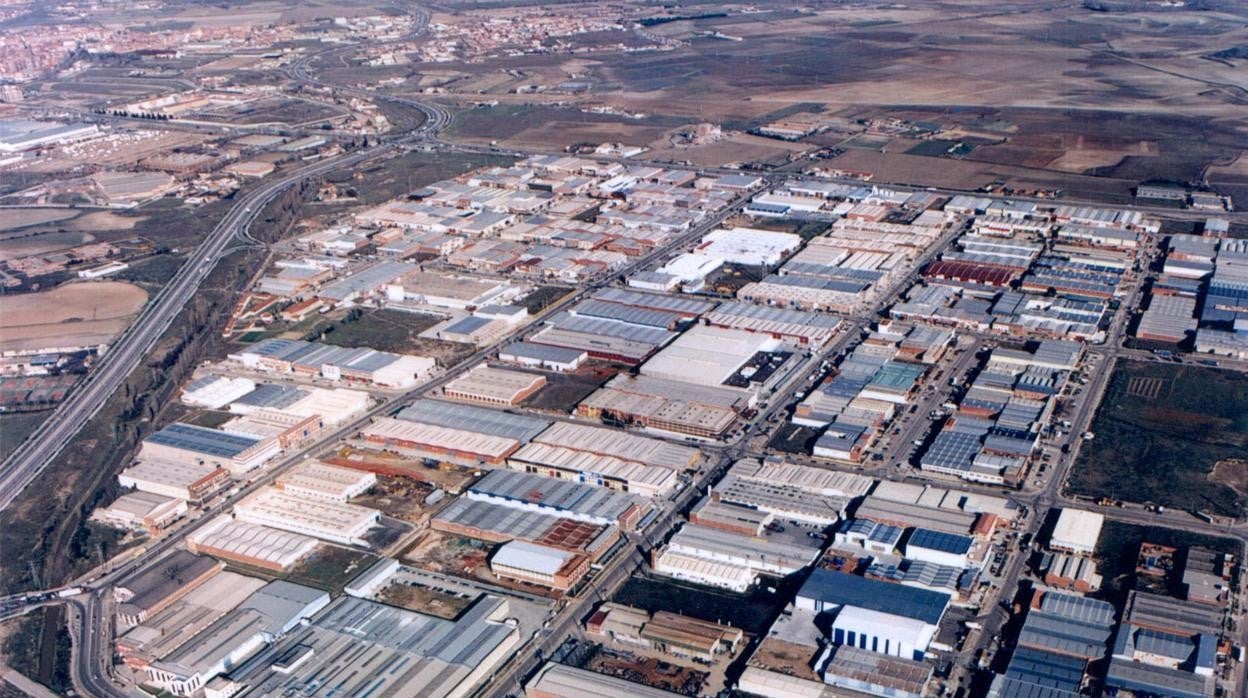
(577, 373, 745, 440)
(231, 595, 519, 698)
(219, 409, 322, 450)
(652, 523, 820, 592)
(118, 459, 232, 503)
(640, 324, 786, 394)
(1042, 553, 1103, 593)
(526, 661, 686, 698)
(443, 365, 547, 406)
(144, 581, 330, 697)
(1050, 509, 1104, 556)
(796, 570, 949, 661)
(180, 375, 256, 409)
(92, 491, 187, 533)
(703, 301, 842, 347)
(139, 422, 280, 476)
(904, 528, 974, 569)
(274, 460, 376, 502)
(114, 551, 223, 629)
(489, 540, 590, 591)
(587, 603, 744, 664)
(228, 338, 434, 388)
(432, 497, 620, 561)
(509, 421, 698, 497)
(990, 591, 1117, 697)
(466, 468, 647, 529)
(233, 487, 380, 546)
(695, 227, 802, 267)
(115, 571, 267, 671)
(712, 459, 869, 527)
(186, 516, 319, 572)
(498, 342, 587, 372)
(361, 416, 523, 466)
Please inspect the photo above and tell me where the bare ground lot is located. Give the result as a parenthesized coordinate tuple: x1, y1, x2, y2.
(0, 231, 93, 262)
(0, 281, 147, 353)
(1067, 361, 1248, 518)
(0, 208, 78, 232)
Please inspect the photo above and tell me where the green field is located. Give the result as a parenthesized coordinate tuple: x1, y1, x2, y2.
(315, 308, 443, 354)
(0, 411, 45, 461)
(1067, 361, 1248, 518)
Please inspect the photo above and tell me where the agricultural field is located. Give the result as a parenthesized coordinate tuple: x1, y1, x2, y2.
(1067, 361, 1248, 518)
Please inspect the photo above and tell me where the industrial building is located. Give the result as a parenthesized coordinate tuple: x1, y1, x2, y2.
(577, 373, 745, 439)
(362, 416, 524, 465)
(652, 523, 821, 592)
(92, 491, 187, 533)
(712, 458, 870, 527)
(796, 569, 950, 661)
(443, 365, 547, 405)
(509, 421, 698, 497)
(990, 591, 1117, 697)
(186, 516, 319, 572)
(274, 460, 376, 502)
(230, 595, 519, 698)
(525, 661, 686, 698)
(695, 226, 802, 267)
(180, 375, 256, 409)
(1106, 591, 1218, 698)
(144, 581, 330, 696)
(432, 497, 620, 560)
(489, 540, 590, 591)
(114, 551, 223, 629)
(139, 422, 280, 476)
(1042, 553, 1103, 593)
(1050, 509, 1104, 555)
(233, 487, 380, 546)
(466, 468, 647, 528)
(903, 528, 973, 569)
(498, 342, 587, 372)
(116, 571, 267, 670)
(640, 324, 788, 394)
(228, 338, 435, 388)
(587, 602, 744, 664)
(704, 301, 842, 347)
(819, 646, 932, 698)
(118, 458, 232, 504)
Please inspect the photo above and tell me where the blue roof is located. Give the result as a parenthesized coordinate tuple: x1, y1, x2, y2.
(1004, 646, 1085, 692)
(442, 315, 492, 335)
(908, 528, 973, 555)
(146, 422, 260, 458)
(798, 569, 948, 625)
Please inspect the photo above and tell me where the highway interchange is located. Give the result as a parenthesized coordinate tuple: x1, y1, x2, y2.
(3, 7, 1248, 698)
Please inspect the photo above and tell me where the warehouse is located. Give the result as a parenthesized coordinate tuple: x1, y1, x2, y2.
(695, 227, 801, 267)
(432, 497, 620, 559)
(384, 270, 516, 309)
(498, 342, 587, 372)
(466, 468, 646, 528)
(93, 491, 187, 533)
(186, 516, 318, 572)
(233, 487, 380, 546)
(235, 595, 519, 698)
(853, 497, 978, 535)
(115, 571, 266, 670)
(274, 460, 376, 502)
(361, 417, 523, 465)
(689, 497, 771, 536)
(820, 646, 932, 698)
(398, 399, 550, 439)
(587, 603, 743, 663)
(139, 422, 280, 476)
(640, 324, 784, 391)
(219, 409, 321, 450)
(903, 528, 973, 568)
(796, 570, 949, 661)
(145, 581, 330, 697)
(526, 661, 686, 698)
(653, 523, 821, 591)
(1042, 553, 1103, 593)
(280, 386, 370, 426)
(228, 338, 435, 388)
(712, 459, 869, 526)
(577, 374, 744, 439)
(1050, 508, 1104, 555)
(180, 375, 256, 409)
(443, 365, 547, 405)
(1136, 294, 1198, 343)
(114, 551, 223, 629)
(489, 540, 590, 591)
(704, 301, 842, 347)
(650, 549, 757, 593)
(118, 459, 232, 503)
(593, 287, 718, 318)
(509, 421, 699, 497)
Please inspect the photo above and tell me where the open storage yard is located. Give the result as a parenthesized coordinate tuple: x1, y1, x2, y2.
(1068, 361, 1248, 518)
